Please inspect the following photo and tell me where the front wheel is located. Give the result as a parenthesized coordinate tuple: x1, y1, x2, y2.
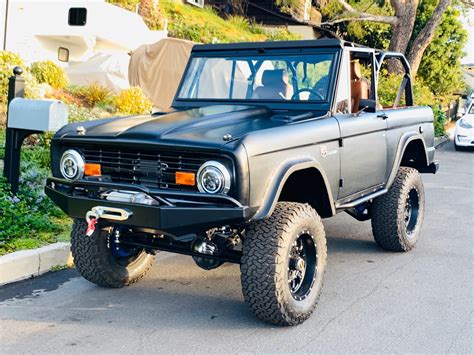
(371, 167, 425, 252)
(71, 219, 155, 288)
(240, 202, 327, 326)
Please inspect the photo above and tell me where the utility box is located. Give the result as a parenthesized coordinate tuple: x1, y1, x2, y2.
(7, 98, 68, 132)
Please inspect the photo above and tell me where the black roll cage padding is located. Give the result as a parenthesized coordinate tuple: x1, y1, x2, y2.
(394, 75, 409, 108)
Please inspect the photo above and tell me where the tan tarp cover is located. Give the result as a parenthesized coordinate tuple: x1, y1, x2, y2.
(129, 38, 195, 111)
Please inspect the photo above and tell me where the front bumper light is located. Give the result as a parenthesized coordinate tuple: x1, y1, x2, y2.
(197, 161, 231, 194)
(60, 149, 84, 180)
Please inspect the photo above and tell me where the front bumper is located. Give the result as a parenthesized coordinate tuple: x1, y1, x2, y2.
(455, 131, 474, 147)
(45, 177, 250, 235)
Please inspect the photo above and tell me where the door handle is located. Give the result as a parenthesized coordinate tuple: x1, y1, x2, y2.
(377, 113, 388, 120)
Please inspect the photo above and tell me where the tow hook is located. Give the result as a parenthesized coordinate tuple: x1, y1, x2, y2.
(85, 206, 133, 237)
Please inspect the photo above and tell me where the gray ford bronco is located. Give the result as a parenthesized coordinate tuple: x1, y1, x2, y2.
(46, 39, 438, 326)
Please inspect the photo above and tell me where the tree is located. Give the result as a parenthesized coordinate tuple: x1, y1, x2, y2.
(415, 4, 467, 96)
(319, 0, 467, 100)
(319, 0, 452, 75)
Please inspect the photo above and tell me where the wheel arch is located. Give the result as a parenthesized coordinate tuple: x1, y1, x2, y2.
(251, 158, 336, 221)
(386, 133, 429, 188)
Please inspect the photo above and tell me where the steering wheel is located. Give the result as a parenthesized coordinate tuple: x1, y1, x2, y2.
(291, 88, 324, 101)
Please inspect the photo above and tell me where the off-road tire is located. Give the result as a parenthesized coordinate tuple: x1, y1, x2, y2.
(371, 167, 425, 252)
(241, 202, 327, 326)
(71, 219, 155, 288)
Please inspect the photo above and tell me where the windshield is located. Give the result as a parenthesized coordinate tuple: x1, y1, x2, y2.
(177, 53, 335, 102)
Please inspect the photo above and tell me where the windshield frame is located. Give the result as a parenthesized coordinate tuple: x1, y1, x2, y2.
(172, 46, 342, 111)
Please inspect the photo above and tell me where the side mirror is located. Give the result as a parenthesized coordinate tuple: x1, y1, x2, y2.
(358, 99, 376, 113)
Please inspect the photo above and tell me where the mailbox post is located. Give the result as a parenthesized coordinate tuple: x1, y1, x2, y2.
(4, 66, 30, 194)
(3, 67, 68, 194)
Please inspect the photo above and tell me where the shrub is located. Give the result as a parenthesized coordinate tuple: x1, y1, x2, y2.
(228, 16, 252, 31)
(46, 88, 83, 106)
(67, 103, 112, 123)
(107, 0, 139, 11)
(114, 86, 152, 115)
(1, 51, 42, 125)
(432, 105, 447, 137)
(413, 80, 436, 107)
(1, 51, 24, 104)
(377, 72, 435, 107)
(30, 60, 69, 89)
(265, 28, 300, 41)
(0, 173, 66, 252)
(76, 83, 112, 107)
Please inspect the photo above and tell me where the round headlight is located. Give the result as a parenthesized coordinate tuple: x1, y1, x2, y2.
(60, 149, 84, 180)
(197, 161, 231, 194)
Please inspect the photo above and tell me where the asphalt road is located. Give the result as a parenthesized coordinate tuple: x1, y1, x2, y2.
(1, 141, 472, 354)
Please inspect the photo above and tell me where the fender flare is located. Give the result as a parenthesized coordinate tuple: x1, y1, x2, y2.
(386, 132, 428, 188)
(250, 157, 336, 221)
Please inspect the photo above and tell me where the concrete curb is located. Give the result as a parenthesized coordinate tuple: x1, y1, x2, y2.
(434, 135, 449, 148)
(0, 242, 73, 286)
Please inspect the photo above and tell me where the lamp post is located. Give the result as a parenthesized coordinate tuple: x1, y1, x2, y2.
(2, 0, 9, 50)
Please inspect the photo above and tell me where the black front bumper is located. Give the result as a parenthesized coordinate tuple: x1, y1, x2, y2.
(45, 177, 250, 235)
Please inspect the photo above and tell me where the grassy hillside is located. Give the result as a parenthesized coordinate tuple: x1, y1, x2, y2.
(108, 0, 300, 43)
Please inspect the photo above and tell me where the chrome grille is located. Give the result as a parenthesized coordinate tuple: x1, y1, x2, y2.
(81, 146, 208, 190)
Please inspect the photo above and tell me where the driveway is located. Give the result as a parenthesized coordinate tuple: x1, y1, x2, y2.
(1, 141, 472, 353)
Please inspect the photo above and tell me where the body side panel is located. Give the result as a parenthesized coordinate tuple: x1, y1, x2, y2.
(242, 116, 341, 219)
(335, 112, 387, 198)
(384, 106, 434, 187)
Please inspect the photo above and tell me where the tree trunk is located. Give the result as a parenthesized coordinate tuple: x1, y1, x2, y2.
(407, 0, 451, 76)
(138, 0, 152, 18)
(329, 0, 451, 75)
(387, 0, 419, 73)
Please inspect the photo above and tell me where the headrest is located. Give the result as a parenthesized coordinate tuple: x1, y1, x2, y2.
(262, 69, 288, 86)
(350, 60, 362, 80)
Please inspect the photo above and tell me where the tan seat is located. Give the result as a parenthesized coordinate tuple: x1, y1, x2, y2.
(350, 60, 369, 112)
(253, 69, 289, 100)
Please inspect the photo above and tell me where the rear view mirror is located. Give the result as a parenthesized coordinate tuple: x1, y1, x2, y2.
(358, 99, 376, 113)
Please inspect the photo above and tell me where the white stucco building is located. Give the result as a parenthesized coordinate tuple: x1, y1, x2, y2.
(1, 0, 167, 90)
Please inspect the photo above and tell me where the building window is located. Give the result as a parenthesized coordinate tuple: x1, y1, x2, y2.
(186, 0, 204, 8)
(68, 8, 87, 26)
(58, 47, 70, 62)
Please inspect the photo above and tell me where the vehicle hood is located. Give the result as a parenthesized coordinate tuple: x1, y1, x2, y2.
(460, 113, 474, 125)
(57, 105, 286, 148)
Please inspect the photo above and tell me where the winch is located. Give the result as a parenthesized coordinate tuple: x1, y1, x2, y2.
(84, 205, 133, 237)
(102, 190, 158, 206)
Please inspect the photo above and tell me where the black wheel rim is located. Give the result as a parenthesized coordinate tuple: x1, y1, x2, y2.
(287, 231, 318, 301)
(404, 186, 420, 237)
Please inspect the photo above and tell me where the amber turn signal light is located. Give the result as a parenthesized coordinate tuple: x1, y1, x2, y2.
(175, 171, 195, 186)
(84, 163, 101, 176)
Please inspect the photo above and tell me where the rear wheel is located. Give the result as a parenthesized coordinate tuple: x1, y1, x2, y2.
(240, 202, 327, 326)
(371, 167, 425, 252)
(71, 219, 155, 288)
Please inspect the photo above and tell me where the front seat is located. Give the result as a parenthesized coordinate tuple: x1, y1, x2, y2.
(350, 60, 369, 112)
(253, 69, 289, 100)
